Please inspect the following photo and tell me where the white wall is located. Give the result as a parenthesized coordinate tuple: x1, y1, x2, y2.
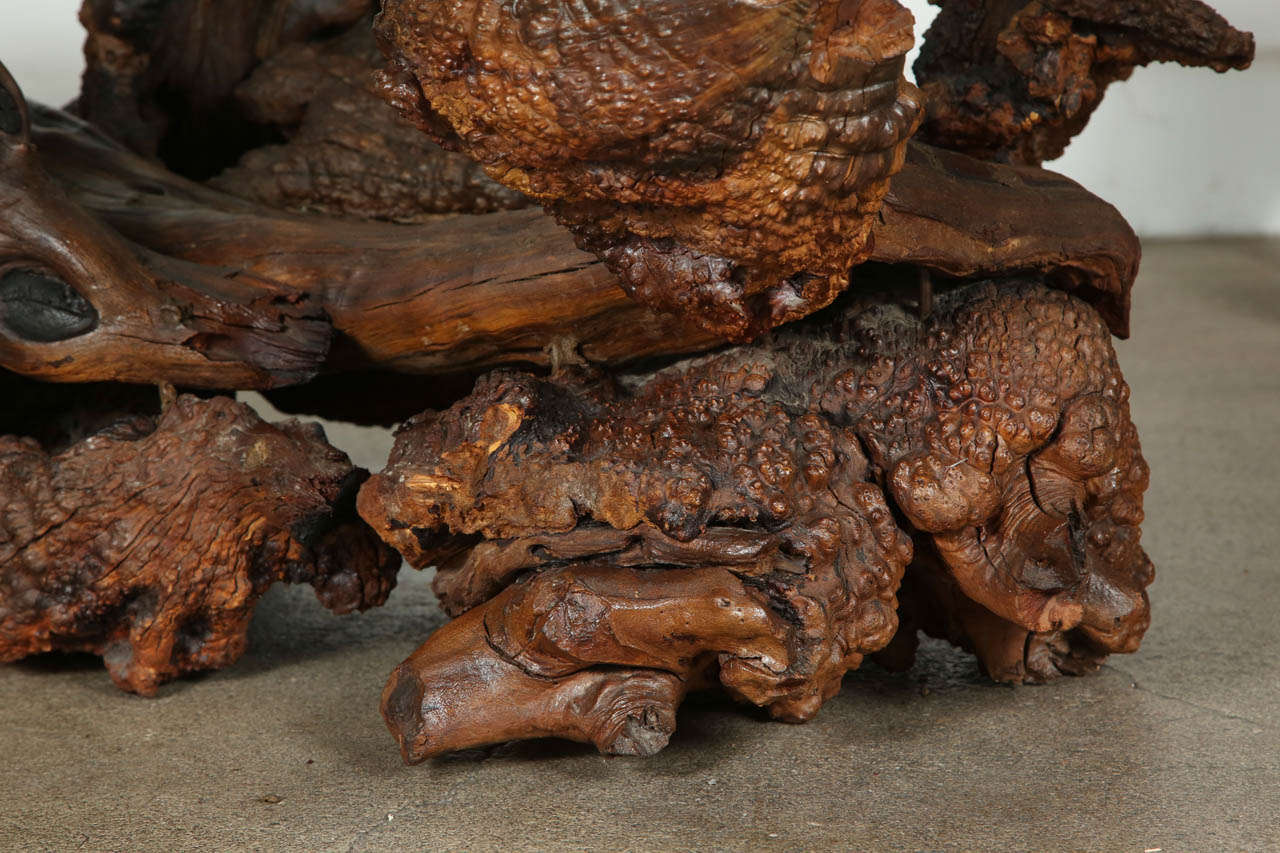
(1, 1, 83, 108)
(900, 0, 1280, 237)
(1, 0, 1276, 236)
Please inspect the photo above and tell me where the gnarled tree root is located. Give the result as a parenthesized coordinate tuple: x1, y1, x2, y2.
(0, 64, 330, 390)
(20, 98, 1141, 389)
(382, 569, 709, 761)
(382, 554, 904, 763)
(25, 103, 1140, 386)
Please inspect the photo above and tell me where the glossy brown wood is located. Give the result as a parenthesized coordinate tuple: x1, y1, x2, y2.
(0, 67, 330, 389)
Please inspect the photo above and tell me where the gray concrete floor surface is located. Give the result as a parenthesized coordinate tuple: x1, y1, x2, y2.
(2, 239, 1278, 852)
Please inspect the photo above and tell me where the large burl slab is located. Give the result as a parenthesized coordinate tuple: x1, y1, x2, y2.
(915, 0, 1255, 164)
(376, 0, 924, 338)
(0, 393, 398, 694)
(360, 281, 1153, 759)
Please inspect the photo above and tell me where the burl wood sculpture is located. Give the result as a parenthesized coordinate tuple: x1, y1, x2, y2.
(0, 0, 1254, 757)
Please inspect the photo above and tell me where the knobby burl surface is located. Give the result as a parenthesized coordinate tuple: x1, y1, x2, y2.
(359, 281, 1153, 759)
(77, 1, 524, 220)
(915, 0, 1255, 165)
(211, 20, 528, 221)
(376, 0, 924, 339)
(362, 360, 913, 760)
(0, 393, 399, 694)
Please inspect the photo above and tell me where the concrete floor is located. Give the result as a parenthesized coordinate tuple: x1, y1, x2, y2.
(2, 239, 1278, 852)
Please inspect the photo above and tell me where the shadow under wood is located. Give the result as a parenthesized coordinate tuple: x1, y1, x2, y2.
(11, 650, 105, 676)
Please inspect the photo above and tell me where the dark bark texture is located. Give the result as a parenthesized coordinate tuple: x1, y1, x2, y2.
(76, 0, 378, 178)
(210, 20, 529, 221)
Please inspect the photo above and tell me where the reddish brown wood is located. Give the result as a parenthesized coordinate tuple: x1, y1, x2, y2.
(359, 280, 1153, 759)
(0, 388, 399, 695)
(365, 359, 912, 759)
(877, 541, 1123, 685)
(915, 0, 1255, 165)
(4, 0, 1249, 757)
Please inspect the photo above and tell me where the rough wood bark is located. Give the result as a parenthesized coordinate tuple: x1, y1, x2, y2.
(359, 280, 1153, 759)
(0, 390, 399, 694)
(210, 20, 529, 221)
(915, 0, 1255, 165)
